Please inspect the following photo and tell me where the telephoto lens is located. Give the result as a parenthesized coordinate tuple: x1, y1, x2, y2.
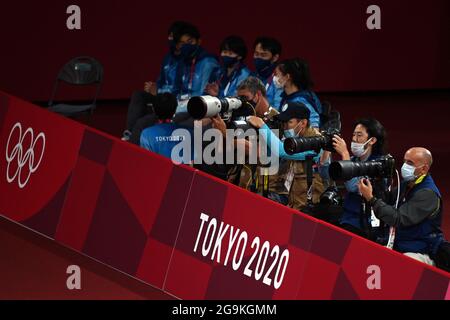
(329, 155, 395, 181)
(187, 96, 243, 120)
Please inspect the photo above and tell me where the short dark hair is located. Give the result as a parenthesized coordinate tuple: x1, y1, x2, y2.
(154, 93, 178, 120)
(278, 58, 314, 90)
(220, 35, 248, 60)
(174, 23, 201, 43)
(254, 37, 282, 56)
(354, 118, 388, 156)
(168, 21, 190, 37)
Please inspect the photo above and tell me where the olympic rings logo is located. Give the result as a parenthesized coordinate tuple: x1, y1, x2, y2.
(5, 122, 46, 189)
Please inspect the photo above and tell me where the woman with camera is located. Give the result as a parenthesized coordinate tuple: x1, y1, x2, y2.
(332, 118, 388, 239)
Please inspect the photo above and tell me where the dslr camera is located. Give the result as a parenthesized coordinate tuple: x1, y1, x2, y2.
(283, 128, 341, 155)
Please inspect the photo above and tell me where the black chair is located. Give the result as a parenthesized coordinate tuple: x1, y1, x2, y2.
(48, 56, 103, 117)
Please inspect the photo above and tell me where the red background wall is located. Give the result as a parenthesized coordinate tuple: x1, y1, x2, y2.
(0, 0, 449, 102)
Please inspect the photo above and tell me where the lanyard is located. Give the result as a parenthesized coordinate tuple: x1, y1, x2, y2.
(265, 72, 275, 90)
(187, 58, 197, 93)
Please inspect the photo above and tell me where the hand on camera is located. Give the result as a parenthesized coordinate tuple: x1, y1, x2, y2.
(358, 178, 373, 201)
(332, 135, 350, 160)
(205, 83, 219, 97)
(247, 116, 265, 129)
(211, 115, 227, 136)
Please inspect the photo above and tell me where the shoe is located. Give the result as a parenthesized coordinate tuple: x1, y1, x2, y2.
(121, 130, 132, 141)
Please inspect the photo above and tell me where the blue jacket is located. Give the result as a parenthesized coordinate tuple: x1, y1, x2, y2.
(340, 155, 382, 230)
(395, 175, 444, 255)
(254, 66, 284, 110)
(156, 53, 181, 94)
(280, 91, 322, 128)
(140, 123, 194, 164)
(209, 63, 251, 98)
(175, 47, 219, 98)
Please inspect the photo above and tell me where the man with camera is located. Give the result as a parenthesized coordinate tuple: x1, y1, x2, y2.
(248, 103, 325, 210)
(358, 147, 445, 266)
(140, 93, 193, 164)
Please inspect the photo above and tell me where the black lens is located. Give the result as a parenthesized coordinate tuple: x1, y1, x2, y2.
(329, 161, 383, 181)
(187, 97, 208, 119)
(284, 136, 327, 155)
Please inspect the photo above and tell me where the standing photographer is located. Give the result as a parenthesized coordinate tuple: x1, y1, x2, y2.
(248, 103, 325, 210)
(358, 147, 445, 266)
(332, 118, 388, 238)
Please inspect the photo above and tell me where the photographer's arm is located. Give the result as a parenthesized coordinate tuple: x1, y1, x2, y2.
(259, 124, 316, 160)
(358, 179, 439, 227)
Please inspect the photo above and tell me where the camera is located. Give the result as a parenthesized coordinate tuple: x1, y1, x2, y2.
(187, 95, 253, 120)
(320, 186, 342, 206)
(329, 154, 395, 181)
(283, 128, 341, 155)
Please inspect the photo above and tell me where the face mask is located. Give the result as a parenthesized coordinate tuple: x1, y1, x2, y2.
(351, 138, 372, 157)
(180, 44, 198, 59)
(273, 75, 285, 89)
(284, 122, 302, 139)
(254, 58, 272, 74)
(401, 163, 418, 182)
(222, 56, 239, 68)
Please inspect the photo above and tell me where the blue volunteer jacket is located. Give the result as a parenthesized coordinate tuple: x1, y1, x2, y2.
(156, 53, 181, 94)
(140, 123, 194, 164)
(280, 90, 323, 128)
(175, 47, 220, 98)
(209, 63, 251, 98)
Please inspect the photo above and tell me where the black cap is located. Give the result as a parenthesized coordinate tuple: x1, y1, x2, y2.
(277, 102, 310, 122)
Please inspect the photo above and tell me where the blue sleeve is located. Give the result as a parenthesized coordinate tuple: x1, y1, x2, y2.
(156, 54, 170, 89)
(140, 129, 153, 151)
(192, 58, 220, 97)
(259, 124, 316, 160)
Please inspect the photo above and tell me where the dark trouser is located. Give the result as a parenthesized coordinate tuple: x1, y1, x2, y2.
(126, 90, 156, 131)
(130, 114, 158, 145)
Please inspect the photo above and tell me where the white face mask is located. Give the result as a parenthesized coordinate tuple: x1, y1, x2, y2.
(351, 138, 372, 158)
(273, 75, 285, 89)
(401, 163, 419, 182)
(284, 122, 302, 139)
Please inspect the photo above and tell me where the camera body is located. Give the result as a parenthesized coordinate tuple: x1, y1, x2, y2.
(284, 128, 341, 155)
(329, 154, 396, 181)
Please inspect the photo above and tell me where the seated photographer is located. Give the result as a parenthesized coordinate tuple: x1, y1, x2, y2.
(205, 36, 251, 98)
(248, 103, 325, 210)
(274, 58, 322, 128)
(358, 147, 445, 266)
(332, 118, 388, 238)
(140, 93, 193, 164)
(122, 21, 189, 142)
(253, 37, 284, 109)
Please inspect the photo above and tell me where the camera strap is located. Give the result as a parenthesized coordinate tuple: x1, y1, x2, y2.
(305, 155, 314, 205)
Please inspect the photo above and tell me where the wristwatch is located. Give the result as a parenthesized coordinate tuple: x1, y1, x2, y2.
(368, 196, 378, 206)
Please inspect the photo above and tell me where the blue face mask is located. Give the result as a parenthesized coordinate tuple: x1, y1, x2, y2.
(222, 56, 239, 68)
(180, 44, 198, 60)
(254, 58, 272, 75)
(283, 122, 302, 139)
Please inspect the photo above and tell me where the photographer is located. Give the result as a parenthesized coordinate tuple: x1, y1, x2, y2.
(274, 58, 322, 128)
(253, 37, 284, 109)
(140, 93, 193, 164)
(332, 118, 388, 238)
(205, 36, 251, 98)
(358, 148, 445, 266)
(248, 103, 325, 210)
